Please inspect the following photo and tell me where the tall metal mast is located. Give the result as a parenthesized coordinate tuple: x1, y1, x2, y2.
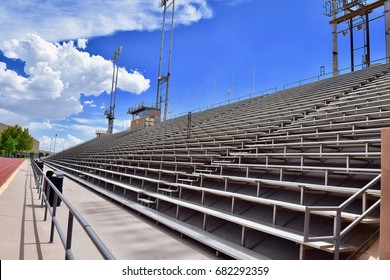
(386, 0, 390, 62)
(331, 0, 339, 76)
(105, 46, 122, 135)
(324, 0, 388, 74)
(156, 0, 175, 122)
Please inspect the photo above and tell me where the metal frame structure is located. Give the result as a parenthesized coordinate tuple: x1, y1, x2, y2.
(156, 0, 175, 122)
(324, 0, 389, 75)
(105, 46, 122, 134)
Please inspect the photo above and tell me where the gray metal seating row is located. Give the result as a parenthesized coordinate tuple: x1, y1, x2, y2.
(45, 63, 390, 259)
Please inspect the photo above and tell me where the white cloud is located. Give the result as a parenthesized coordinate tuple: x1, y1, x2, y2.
(28, 121, 69, 137)
(176, 0, 213, 25)
(84, 100, 97, 108)
(0, 34, 150, 120)
(77, 38, 88, 50)
(43, 120, 53, 129)
(0, 0, 217, 150)
(0, 1, 213, 43)
(118, 69, 152, 95)
(39, 134, 84, 152)
(70, 124, 108, 136)
(0, 108, 29, 127)
(212, 0, 250, 6)
(72, 117, 107, 126)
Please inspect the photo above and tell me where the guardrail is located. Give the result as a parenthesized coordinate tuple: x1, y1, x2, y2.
(169, 57, 389, 120)
(30, 158, 115, 260)
(169, 87, 277, 119)
(303, 174, 381, 260)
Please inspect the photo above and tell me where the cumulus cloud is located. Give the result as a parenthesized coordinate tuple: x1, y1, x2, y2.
(77, 39, 88, 50)
(0, 0, 213, 43)
(0, 34, 150, 119)
(176, 0, 212, 25)
(39, 134, 84, 152)
(0, 108, 29, 127)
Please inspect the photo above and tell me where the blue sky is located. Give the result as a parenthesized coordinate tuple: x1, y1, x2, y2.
(0, 0, 387, 152)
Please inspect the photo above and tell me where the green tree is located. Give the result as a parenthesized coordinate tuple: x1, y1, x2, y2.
(3, 137, 17, 156)
(0, 125, 34, 157)
(18, 128, 33, 152)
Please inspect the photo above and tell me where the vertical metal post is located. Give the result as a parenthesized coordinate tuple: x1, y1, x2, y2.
(241, 226, 246, 246)
(43, 182, 50, 221)
(365, 13, 371, 67)
(156, 0, 175, 122)
(299, 244, 306, 260)
(164, 0, 175, 122)
(272, 205, 277, 225)
(332, 0, 339, 76)
(303, 207, 311, 242)
(65, 212, 74, 260)
(362, 192, 367, 213)
(300, 186, 305, 205)
(156, 2, 167, 107)
(385, 0, 390, 63)
(350, 17, 355, 72)
(50, 193, 57, 243)
(187, 111, 192, 139)
(107, 47, 122, 134)
(113, 51, 120, 115)
(109, 54, 116, 119)
(176, 205, 180, 219)
(333, 210, 341, 260)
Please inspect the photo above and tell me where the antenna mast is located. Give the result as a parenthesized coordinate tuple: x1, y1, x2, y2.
(156, 0, 175, 122)
(105, 46, 122, 134)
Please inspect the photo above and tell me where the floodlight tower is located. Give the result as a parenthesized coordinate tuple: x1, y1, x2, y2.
(324, 0, 340, 76)
(386, 0, 390, 62)
(324, 0, 390, 75)
(105, 46, 122, 135)
(156, 0, 175, 122)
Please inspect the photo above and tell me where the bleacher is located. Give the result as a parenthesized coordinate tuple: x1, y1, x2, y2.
(44, 63, 390, 259)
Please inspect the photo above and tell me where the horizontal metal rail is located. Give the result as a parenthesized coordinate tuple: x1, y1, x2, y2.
(30, 158, 115, 260)
(47, 158, 381, 259)
(303, 174, 381, 260)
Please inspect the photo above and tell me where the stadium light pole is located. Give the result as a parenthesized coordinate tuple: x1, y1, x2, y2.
(105, 46, 122, 135)
(386, 0, 390, 62)
(53, 134, 57, 154)
(331, 0, 339, 76)
(156, 0, 175, 122)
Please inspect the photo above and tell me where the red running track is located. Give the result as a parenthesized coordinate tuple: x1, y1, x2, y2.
(0, 158, 25, 188)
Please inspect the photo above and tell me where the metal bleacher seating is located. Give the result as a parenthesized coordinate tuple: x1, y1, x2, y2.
(44, 63, 390, 259)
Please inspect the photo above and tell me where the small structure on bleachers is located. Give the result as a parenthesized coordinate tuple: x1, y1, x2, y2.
(95, 130, 108, 139)
(127, 102, 161, 132)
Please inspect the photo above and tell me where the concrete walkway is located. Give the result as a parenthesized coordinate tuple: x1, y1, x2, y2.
(0, 161, 216, 260)
(0, 161, 63, 259)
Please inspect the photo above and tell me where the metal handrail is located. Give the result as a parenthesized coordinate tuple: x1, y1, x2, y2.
(30, 158, 115, 260)
(303, 174, 381, 259)
(282, 57, 389, 89)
